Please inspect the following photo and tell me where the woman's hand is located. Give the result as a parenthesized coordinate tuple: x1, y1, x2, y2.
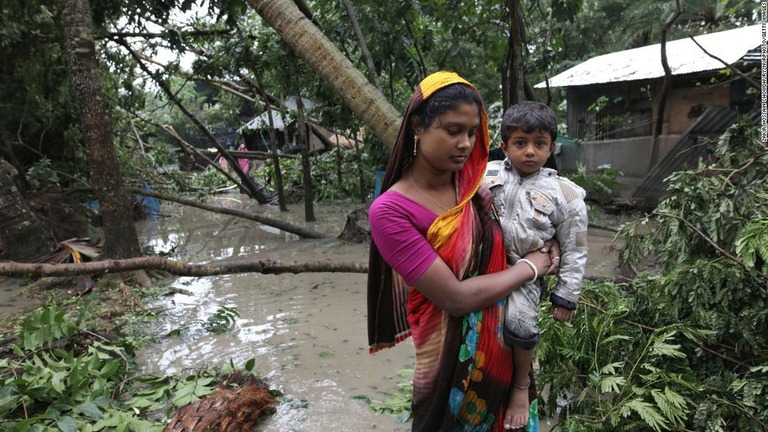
(539, 239, 561, 275)
(520, 249, 551, 277)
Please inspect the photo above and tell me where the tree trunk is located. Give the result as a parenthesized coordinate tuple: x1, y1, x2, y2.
(288, 55, 316, 222)
(0, 159, 57, 261)
(0, 256, 367, 277)
(246, 0, 401, 149)
(354, 133, 366, 203)
(651, 4, 682, 170)
(296, 95, 316, 222)
(129, 187, 325, 239)
(341, 0, 383, 93)
(504, 0, 527, 109)
(263, 99, 288, 211)
(59, 0, 141, 260)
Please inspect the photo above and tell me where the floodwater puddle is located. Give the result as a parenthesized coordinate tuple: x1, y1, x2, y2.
(135, 198, 414, 431)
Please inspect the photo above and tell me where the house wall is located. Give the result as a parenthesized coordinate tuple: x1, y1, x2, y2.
(568, 78, 734, 139)
(566, 83, 654, 140)
(658, 85, 731, 134)
(577, 135, 680, 178)
(554, 135, 680, 202)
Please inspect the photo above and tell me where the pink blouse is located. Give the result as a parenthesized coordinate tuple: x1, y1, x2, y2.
(369, 190, 440, 285)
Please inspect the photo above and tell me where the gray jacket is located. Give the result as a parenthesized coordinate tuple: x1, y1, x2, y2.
(484, 159, 588, 307)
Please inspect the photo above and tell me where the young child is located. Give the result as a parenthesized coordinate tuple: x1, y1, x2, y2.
(484, 101, 588, 430)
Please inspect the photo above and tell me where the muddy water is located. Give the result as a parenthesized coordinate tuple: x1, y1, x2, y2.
(134, 196, 622, 431)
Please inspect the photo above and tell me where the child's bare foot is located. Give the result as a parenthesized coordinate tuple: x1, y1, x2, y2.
(503, 385, 529, 430)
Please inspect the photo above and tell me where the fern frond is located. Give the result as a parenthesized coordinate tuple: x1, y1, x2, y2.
(600, 375, 625, 393)
(622, 399, 669, 432)
(651, 387, 687, 425)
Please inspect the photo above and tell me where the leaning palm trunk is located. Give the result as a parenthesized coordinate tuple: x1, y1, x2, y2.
(246, 0, 401, 149)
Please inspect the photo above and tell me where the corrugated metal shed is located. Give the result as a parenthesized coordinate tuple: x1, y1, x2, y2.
(536, 25, 761, 88)
(633, 106, 738, 204)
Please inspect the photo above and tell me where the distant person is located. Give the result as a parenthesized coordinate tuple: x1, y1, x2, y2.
(236, 142, 251, 174)
(367, 71, 560, 430)
(484, 100, 588, 430)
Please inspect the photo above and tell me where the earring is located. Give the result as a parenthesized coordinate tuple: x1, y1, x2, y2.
(413, 136, 419, 156)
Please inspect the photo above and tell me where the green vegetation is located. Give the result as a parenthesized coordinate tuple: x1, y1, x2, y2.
(359, 368, 413, 424)
(0, 289, 264, 431)
(255, 149, 376, 203)
(568, 163, 623, 206)
(536, 121, 767, 431)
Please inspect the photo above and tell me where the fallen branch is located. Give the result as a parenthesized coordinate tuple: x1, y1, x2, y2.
(128, 187, 327, 239)
(0, 256, 367, 277)
(653, 211, 768, 280)
(689, 35, 760, 89)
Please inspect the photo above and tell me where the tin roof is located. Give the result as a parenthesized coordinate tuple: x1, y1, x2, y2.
(536, 25, 761, 88)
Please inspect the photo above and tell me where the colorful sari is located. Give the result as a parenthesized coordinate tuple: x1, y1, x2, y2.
(368, 71, 536, 431)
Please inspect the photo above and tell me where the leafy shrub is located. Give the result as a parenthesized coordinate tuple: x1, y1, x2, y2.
(255, 148, 376, 203)
(0, 301, 261, 431)
(536, 120, 768, 431)
(567, 163, 622, 205)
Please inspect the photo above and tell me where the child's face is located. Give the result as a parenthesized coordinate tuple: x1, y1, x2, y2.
(501, 128, 554, 176)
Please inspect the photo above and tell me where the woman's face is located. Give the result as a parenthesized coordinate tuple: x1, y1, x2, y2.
(413, 102, 480, 173)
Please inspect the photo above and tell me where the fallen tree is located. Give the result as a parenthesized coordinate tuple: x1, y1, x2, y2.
(0, 256, 367, 277)
(0, 256, 620, 282)
(128, 187, 327, 239)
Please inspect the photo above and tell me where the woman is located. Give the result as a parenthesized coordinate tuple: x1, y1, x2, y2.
(367, 71, 558, 431)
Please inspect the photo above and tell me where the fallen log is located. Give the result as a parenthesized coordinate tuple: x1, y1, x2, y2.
(0, 256, 367, 277)
(0, 256, 625, 283)
(128, 187, 327, 239)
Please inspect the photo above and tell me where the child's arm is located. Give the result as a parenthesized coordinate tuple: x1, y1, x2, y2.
(550, 177, 589, 322)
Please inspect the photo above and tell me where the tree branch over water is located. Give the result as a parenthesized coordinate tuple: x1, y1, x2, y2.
(128, 187, 327, 239)
(0, 256, 367, 277)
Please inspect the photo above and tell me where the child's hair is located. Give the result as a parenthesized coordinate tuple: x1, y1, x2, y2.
(500, 101, 557, 143)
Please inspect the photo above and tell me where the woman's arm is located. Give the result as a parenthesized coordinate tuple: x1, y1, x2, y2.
(412, 248, 551, 316)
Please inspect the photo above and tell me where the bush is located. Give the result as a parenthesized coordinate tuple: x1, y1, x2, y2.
(536, 120, 768, 431)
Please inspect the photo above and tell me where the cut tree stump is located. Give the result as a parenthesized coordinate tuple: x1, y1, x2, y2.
(337, 208, 370, 243)
(163, 372, 276, 432)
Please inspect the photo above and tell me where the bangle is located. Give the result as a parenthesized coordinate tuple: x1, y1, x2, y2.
(513, 378, 531, 390)
(517, 259, 538, 283)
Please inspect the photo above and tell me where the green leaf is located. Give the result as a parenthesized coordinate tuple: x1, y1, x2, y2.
(99, 359, 121, 379)
(599, 361, 624, 375)
(599, 375, 625, 393)
(244, 358, 255, 372)
(649, 341, 685, 359)
(56, 415, 78, 432)
(51, 371, 68, 393)
(622, 399, 668, 432)
(651, 387, 686, 425)
(165, 328, 182, 337)
(75, 401, 103, 420)
(170, 382, 198, 406)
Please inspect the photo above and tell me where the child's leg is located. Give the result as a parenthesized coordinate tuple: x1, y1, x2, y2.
(505, 346, 533, 430)
(503, 275, 541, 430)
